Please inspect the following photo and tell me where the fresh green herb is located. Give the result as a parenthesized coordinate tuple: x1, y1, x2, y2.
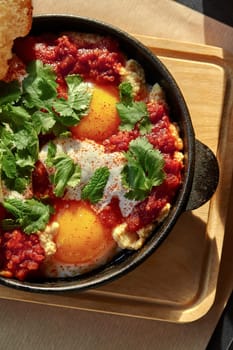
(53, 75, 92, 126)
(2, 198, 53, 234)
(51, 156, 82, 197)
(22, 60, 58, 110)
(32, 110, 56, 135)
(117, 101, 150, 133)
(118, 80, 133, 105)
(116, 81, 151, 134)
(46, 141, 57, 167)
(81, 167, 110, 204)
(0, 104, 31, 126)
(0, 80, 21, 106)
(0, 60, 91, 195)
(45, 143, 81, 197)
(22, 61, 92, 133)
(121, 137, 165, 200)
(0, 120, 38, 192)
(0, 60, 93, 234)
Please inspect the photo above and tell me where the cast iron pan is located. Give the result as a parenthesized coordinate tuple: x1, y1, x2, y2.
(0, 15, 219, 293)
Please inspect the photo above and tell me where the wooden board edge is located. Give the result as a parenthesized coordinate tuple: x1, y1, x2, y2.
(132, 34, 233, 65)
(0, 37, 232, 323)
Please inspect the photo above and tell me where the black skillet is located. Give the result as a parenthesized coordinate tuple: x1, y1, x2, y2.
(0, 15, 219, 293)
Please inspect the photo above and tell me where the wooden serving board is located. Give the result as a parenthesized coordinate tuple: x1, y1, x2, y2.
(0, 36, 232, 323)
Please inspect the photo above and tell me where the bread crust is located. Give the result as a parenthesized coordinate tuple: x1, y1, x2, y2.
(0, 0, 32, 79)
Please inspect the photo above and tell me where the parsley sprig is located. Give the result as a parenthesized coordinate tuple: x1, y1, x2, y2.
(121, 137, 165, 200)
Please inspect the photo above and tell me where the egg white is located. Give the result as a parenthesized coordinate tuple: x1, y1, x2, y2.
(39, 137, 139, 217)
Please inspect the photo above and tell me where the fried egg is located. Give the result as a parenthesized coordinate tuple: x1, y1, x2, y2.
(42, 201, 118, 278)
(71, 83, 120, 142)
(39, 138, 139, 278)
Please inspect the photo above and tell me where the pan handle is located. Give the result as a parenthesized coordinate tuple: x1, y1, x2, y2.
(185, 139, 219, 211)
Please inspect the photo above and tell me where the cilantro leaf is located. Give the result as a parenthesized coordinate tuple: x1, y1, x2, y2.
(0, 80, 21, 105)
(118, 81, 133, 105)
(81, 167, 110, 204)
(22, 60, 57, 110)
(65, 75, 92, 115)
(1, 147, 17, 179)
(117, 101, 150, 133)
(53, 75, 92, 126)
(13, 178, 29, 193)
(121, 137, 165, 200)
(0, 104, 31, 127)
(0, 119, 39, 192)
(139, 114, 154, 134)
(0, 126, 14, 149)
(2, 198, 53, 234)
(117, 82, 151, 134)
(51, 122, 71, 137)
(13, 123, 38, 152)
(32, 110, 56, 135)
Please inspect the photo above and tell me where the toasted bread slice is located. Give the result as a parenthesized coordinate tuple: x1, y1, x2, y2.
(0, 0, 32, 80)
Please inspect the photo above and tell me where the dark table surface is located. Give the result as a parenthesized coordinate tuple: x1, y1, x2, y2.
(175, 3, 233, 349)
(44, 2, 233, 349)
(175, 0, 233, 27)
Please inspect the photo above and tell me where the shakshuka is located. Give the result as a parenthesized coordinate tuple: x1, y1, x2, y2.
(0, 32, 184, 281)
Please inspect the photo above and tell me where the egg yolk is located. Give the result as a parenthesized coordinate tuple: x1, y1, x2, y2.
(53, 201, 117, 264)
(71, 84, 120, 142)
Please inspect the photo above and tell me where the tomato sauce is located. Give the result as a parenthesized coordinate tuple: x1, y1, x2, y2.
(0, 230, 45, 281)
(14, 34, 125, 87)
(32, 160, 54, 199)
